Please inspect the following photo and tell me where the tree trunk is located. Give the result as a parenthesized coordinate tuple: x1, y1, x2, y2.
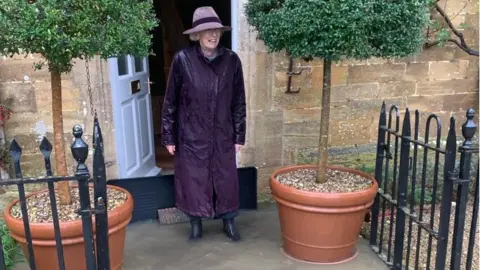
(51, 70, 72, 205)
(316, 59, 332, 184)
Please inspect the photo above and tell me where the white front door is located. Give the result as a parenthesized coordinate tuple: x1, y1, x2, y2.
(108, 55, 160, 178)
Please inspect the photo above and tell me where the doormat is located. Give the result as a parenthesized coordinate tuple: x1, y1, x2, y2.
(108, 166, 258, 224)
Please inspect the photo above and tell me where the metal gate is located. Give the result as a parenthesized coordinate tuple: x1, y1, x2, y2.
(369, 103, 478, 270)
(0, 116, 110, 270)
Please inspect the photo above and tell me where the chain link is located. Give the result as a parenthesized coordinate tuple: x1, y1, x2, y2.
(85, 58, 95, 116)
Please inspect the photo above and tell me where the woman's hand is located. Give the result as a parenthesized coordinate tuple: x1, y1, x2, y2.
(235, 144, 242, 153)
(166, 145, 176, 155)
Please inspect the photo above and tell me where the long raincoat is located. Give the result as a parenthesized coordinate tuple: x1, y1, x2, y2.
(161, 44, 246, 218)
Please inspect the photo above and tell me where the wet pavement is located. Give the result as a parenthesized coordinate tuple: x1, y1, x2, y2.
(122, 203, 388, 270)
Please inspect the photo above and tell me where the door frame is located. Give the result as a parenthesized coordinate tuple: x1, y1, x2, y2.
(109, 0, 240, 178)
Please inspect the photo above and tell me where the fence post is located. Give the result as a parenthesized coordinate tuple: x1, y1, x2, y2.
(93, 115, 110, 270)
(9, 140, 37, 270)
(71, 125, 97, 270)
(370, 102, 387, 247)
(40, 137, 66, 270)
(436, 116, 458, 269)
(392, 109, 411, 270)
(450, 109, 476, 270)
(466, 164, 479, 270)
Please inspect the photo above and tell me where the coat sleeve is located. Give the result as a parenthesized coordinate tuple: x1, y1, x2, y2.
(161, 53, 182, 146)
(232, 54, 246, 145)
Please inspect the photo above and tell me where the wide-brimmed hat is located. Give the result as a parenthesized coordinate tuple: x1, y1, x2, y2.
(183, 6, 231, 35)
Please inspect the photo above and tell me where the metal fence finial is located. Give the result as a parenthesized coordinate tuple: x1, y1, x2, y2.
(71, 125, 89, 176)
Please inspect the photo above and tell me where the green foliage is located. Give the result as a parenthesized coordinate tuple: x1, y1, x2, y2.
(0, 0, 158, 73)
(0, 221, 25, 270)
(245, 0, 431, 61)
(0, 140, 12, 170)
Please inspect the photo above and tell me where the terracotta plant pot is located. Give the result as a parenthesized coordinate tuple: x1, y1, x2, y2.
(270, 164, 378, 264)
(4, 185, 134, 270)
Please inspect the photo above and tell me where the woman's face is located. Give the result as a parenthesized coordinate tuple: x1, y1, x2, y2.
(198, 29, 222, 50)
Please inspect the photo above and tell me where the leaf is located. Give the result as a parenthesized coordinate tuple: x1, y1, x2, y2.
(245, 0, 431, 61)
(0, 0, 159, 73)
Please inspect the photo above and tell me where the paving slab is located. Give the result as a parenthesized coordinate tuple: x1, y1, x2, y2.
(13, 204, 387, 270)
(123, 204, 388, 270)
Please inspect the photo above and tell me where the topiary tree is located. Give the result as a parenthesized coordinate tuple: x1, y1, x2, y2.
(0, 0, 158, 204)
(245, 0, 431, 183)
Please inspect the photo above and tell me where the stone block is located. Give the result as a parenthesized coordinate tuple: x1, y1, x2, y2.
(283, 136, 319, 151)
(19, 153, 49, 178)
(330, 117, 375, 146)
(247, 52, 274, 111)
(407, 95, 445, 113)
(0, 82, 37, 113)
(338, 58, 367, 66)
(379, 82, 416, 98)
(437, 0, 478, 14)
(429, 60, 469, 80)
(274, 67, 312, 88)
(283, 121, 321, 137)
(246, 136, 283, 168)
(284, 108, 322, 123)
(405, 63, 429, 81)
(417, 111, 451, 138)
(273, 52, 322, 69)
(252, 110, 283, 139)
(414, 46, 457, 62)
(330, 98, 406, 121)
(293, 147, 378, 169)
(367, 58, 392, 65)
(465, 59, 479, 79)
(62, 99, 82, 112)
(257, 166, 281, 194)
(443, 93, 477, 111)
(417, 79, 477, 95)
(0, 59, 50, 82)
(239, 147, 256, 167)
(282, 148, 295, 166)
(463, 14, 479, 48)
(7, 133, 46, 155)
(262, 137, 283, 167)
(311, 65, 348, 87)
(348, 63, 406, 84)
(271, 87, 322, 110)
(331, 83, 379, 102)
(393, 55, 416, 64)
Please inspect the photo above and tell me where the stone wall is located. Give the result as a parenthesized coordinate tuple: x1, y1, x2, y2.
(235, 0, 479, 196)
(0, 0, 478, 205)
(0, 54, 118, 181)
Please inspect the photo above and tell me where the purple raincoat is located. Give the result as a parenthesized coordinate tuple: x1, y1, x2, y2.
(161, 44, 246, 218)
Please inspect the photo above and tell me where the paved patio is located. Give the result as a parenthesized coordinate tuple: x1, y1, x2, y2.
(13, 203, 387, 270)
(122, 203, 387, 270)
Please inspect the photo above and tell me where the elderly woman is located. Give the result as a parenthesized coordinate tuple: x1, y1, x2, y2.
(161, 6, 246, 242)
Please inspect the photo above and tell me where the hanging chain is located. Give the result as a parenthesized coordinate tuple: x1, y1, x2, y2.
(85, 58, 96, 116)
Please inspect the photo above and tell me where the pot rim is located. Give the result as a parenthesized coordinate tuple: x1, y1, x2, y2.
(3, 184, 133, 241)
(270, 164, 378, 208)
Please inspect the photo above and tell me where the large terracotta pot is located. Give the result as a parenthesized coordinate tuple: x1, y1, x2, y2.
(270, 164, 378, 264)
(4, 185, 134, 270)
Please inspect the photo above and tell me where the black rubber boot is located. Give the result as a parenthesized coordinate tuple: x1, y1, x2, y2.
(223, 218, 241, 242)
(189, 217, 202, 240)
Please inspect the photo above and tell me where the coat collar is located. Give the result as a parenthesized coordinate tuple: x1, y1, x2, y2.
(194, 42, 226, 62)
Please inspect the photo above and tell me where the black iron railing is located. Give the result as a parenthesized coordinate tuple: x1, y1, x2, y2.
(0, 116, 110, 270)
(370, 103, 479, 270)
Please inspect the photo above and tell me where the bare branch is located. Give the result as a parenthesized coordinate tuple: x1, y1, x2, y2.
(435, 3, 464, 42)
(426, 3, 479, 56)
